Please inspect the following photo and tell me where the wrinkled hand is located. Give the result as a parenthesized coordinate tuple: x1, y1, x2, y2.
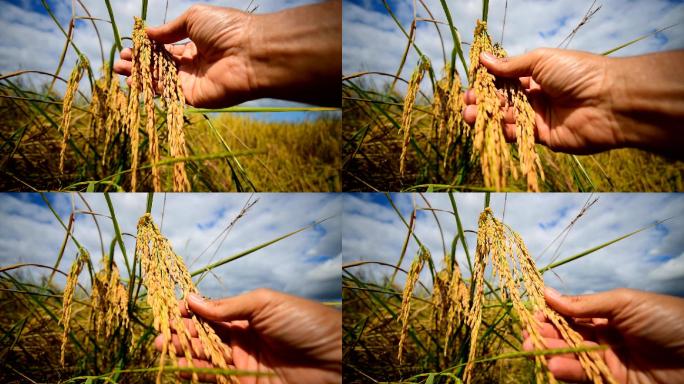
(114, 1, 342, 108)
(464, 48, 622, 154)
(523, 287, 684, 383)
(155, 289, 342, 384)
(114, 5, 257, 108)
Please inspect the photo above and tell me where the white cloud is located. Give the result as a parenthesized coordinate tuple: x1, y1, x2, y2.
(0, 192, 342, 301)
(342, 193, 684, 297)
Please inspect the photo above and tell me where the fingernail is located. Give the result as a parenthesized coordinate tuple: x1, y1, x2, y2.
(545, 287, 561, 300)
(187, 293, 204, 302)
(481, 52, 497, 62)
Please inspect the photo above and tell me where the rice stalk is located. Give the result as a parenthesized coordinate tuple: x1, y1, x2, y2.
(399, 57, 430, 176)
(464, 208, 616, 384)
(397, 246, 430, 363)
(59, 248, 88, 366)
(59, 55, 88, 173)
(136, 214, 236, 384)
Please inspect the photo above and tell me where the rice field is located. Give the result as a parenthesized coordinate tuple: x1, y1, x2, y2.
(0, 192, 339, 383)
(342, 1, 683, 192)
(342, 193, 679, 383)
(0, 1, 341, 192)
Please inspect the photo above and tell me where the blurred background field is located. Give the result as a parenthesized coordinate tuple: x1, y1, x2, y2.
(0, 85, 341, 192)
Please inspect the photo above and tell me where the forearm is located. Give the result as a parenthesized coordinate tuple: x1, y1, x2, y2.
(249, 0, 341, 106)
(609, 50, 684, 157)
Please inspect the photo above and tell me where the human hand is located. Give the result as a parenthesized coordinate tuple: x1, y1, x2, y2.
(154, 288, 342, 384)
(114, 2, 341, 108)
(523, 287, 684, 383)
(464, 48, 622, 154)
(463, 49, 684, 156)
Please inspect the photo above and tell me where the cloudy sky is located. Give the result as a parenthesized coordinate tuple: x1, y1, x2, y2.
(343, 193, 684, 297)
(0, 0, 333, 121)
(343, 0, 684, 92)
(0, 193, 341, 301)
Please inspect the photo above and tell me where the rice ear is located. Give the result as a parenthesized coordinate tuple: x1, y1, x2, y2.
(135, 214, 237, 384)
(399, 57, 430, 177)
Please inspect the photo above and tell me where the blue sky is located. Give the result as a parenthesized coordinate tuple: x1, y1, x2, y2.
(0, 0, 336, 123)
(343, 0, 684, 93)
(343, 193, 684, 297)
(0, 193, 342, 301)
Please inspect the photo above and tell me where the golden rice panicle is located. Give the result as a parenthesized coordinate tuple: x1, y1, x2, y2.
(443, 255, 469, 356)
(103, 78, 127, 164)
(468, 208, 616, 384)
(494, 44, 545, 192)
(126, 17, 149, 192)
(432, 74, 449, 145)
(88, 72, 108, 147)
(397, 246, 430, 363)
(462, 208, 494, 384)
(91, 260, 130, 338)
(444, 71, 466, 169)
(469, 21, 515, 191)
(399, 57, 430, 176)
(138, 34, 160, 192)
(60, 248, 88, 366)
(136, 214, 237, 384)
(156, 48, 191, 192)
(59, 56, 88, 174)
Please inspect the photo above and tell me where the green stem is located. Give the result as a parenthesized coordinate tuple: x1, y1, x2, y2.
(104, 0, 123, 51)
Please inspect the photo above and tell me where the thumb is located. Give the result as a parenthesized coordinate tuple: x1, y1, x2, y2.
(186, 289, 270, 322)
(146, 8, 192, 43)
(545, 287, 631, 319)
(480, 49, 545, 78)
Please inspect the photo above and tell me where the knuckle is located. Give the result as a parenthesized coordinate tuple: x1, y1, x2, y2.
(187, 4, 205, 16)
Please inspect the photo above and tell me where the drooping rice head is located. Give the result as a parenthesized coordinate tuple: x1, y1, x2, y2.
(59, 248, 89, 366)
(399, 57, 431, 176)
(464, 208, 616, 384)
(468, 21, 515, 191)
(442, 254, 469, 358)
(397, 246, 430, 363)
(88, 69, 110, 150)
(90, 259, 129, 339)
(59, 56, 89, 174)
(155, 47, 190, 192)
(493, 44, 545, 192)
(444, 71, 468, 170)
(103, 78, 128, 166)
(126, 17, 150, 192)
(136, 214, 236, 384)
